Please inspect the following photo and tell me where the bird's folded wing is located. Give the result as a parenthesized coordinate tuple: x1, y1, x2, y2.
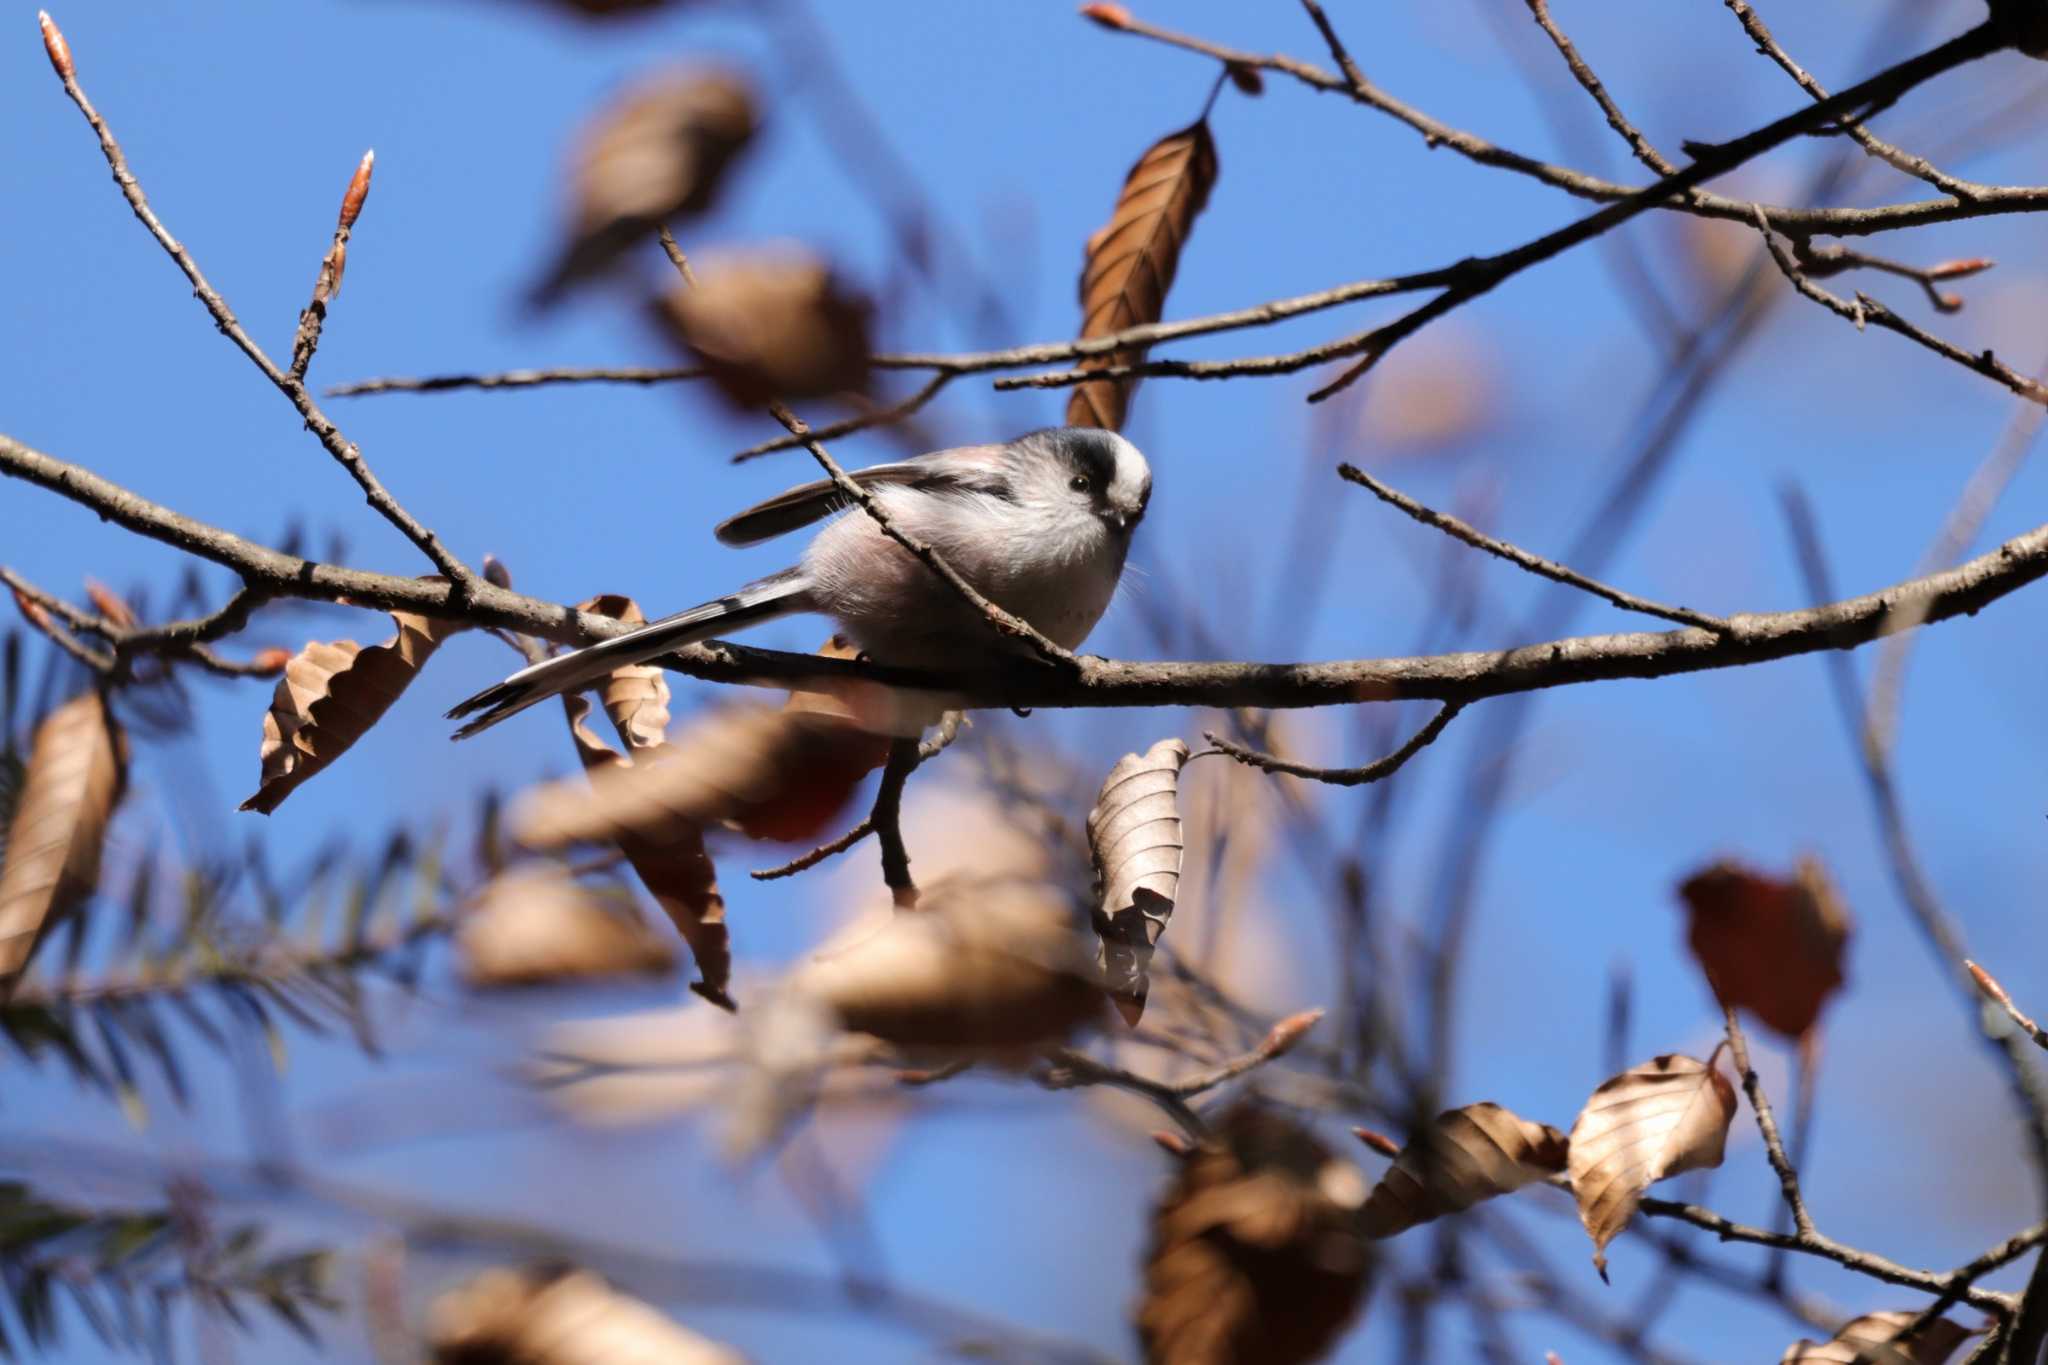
(713, 444, 1012, 546)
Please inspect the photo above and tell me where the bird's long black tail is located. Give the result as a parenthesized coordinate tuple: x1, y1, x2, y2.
(447, 569, 809, 739)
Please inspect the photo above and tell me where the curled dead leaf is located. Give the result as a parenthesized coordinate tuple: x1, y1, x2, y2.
(1567, 1053, 1736, 1278)
(0, 692, 127, 993)
(579, 595, 672, 749)
(1067, 120, 1218, 431)
(1087, 737, 1189, 1025)
(559, 684, 731, 1010)
(1680, 855, 1850, 1039)
(728, 873, 1103, 1151)
(456, 865, 675, 989)
(1360, 1102, 1568, 1238)
(241, 601, 467, 814)
(652, 248, 872, 409)
(517, 700, 886, 851)
(529, 67, 758, 306)
(1779, 1311, 1971, 1364)
(1139, 1103, 1371, 1365)
(429, 1266, 744, 1365)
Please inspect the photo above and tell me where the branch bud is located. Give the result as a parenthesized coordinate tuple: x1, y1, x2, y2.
(339, 149, 375, 231)
(1259, 1007, 1324, 1060)
(83, 577, 135, 628)
(1966, 959, 2012, 1008)
(1149, 1129, 1192, 1158)
(10, 589, 53, 633)
(1927, 257, 1995, 280)
(1079, 3, 1133, 30)
(37, 10, 74, 81)
(250, 647, 292, 675)
(1351, 1127, 1401, 1158)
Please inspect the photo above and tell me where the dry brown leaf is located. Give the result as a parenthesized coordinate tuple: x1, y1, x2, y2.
(457, 866, 676, 989)
(1087, 737, 1189, 1025)
(561, 692, 733, 1009)
(241, 602, 467, 814)
(429, 1266, 744, 1365)
(1779, 1311, 1971, 1364)
(0, 693, 127, 993)
(530, 68, 757, 306)
(1139, 1103, 1370, 1365)
(518, 700, 886, 850)
(797, 873, 1103, 1053)
(728, 873, 1103, 1151)
(1568, 1053, 1737, 1278)
(1680, 855, 1851, 1039)
(783, 632, 947, 739)
(1360, 1102, 1569, 1238)
(1067, 120, 1218, 432)
(579, 595, 673, 749)
(652, 248, 873, 409)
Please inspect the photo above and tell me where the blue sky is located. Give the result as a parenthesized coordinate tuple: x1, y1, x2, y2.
(7, 0, 2048, 1360)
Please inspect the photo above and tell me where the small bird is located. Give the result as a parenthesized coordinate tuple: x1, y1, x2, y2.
(448, 427, 1152, 738)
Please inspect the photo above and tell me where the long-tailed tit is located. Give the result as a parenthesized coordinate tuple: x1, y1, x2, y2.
(448, 426, 1152, 738)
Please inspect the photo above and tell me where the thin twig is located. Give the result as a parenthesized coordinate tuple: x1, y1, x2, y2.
(1634, 1199, 2014, 1313)
(37, 14, 479, 596)
(1719, 0, 1978, 199)
(1523, 0, 1678, 176)
(1338, 464, 1733, 633)
(731, 373, 953, 463)
(7, 579, 113, 672)
(1719, 1004, 1814, 1238)
(1207, 701, 1465, 787)
(1095, 4, 2024, 240)
(291, 149, 374, 380)
(327, 366, 707, 398)
(752, 715, 963, 881)
(1754, 209, 2048, 406)
(873, 738, 919, 909)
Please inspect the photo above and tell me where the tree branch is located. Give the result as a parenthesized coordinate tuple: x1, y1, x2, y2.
(1337, 464, 1733, 633)
(9, 431, 2048, 714)
(1207, 701, 1465, 787)
(39, 13, 480, 596)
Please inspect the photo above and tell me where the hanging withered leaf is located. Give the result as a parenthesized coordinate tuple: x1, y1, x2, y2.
(579, 595, 672, 748)
(0, 692, 127, 994)
(1567, 1052, 1736, 1279)
(1360, 1102, 1569, 1238)
(1679, 855, 1850, 1040)
(240, 601, 468, 814)
(429, 1266, 744, 1365)
(517, 699, 887, 851)
(456, 865, 676, 989)
(727, 873, 1104, 1153)
(651, 247, 873, 409)
(1066, 119, 1218, 432)
(559, 683, 732, 1010)
(528, 67, 758, 308)
(1087, 737, 1189, 1026)
(1778, 1311, 1972, 1364)
(1138, 1103, 1371, 1365)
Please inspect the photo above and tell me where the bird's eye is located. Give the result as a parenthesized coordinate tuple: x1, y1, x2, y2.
(1069, 474, 1091, 493)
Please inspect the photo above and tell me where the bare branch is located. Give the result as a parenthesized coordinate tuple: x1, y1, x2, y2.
(39, 15, 479, 595)
(1337, 464, 1733, 633)
(9, 430, 2048, 714)
(1754, 209, 2048, 406)
(1718, 1005, 1814, 1238)
(328, 366, 708, 398)
(1719, 0, 1979, 199)
(1207, 701, 1465, 788)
